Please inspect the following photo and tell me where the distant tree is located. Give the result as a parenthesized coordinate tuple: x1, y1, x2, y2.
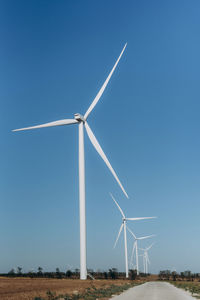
(180, 272, 185, 280)
(8, 268, 15, 276)
(113, 268, 119, 279)
(159, 270, 171, 280)
(75, 269, 80, 278)
(109, 268, 118, 279)
(66, 270, 72, 278)
(166, 270, 171, 280)
(159, 271, 163, 280)
(129, 269, 137, 280)
(172, 271, 177, 281)
(191, 273, 195, 281)
(37, 267, 43, 277)
(56, 267, 62, 279)
(184, 270, 191, 281)
(104, 272, 108, 279)
(28, 270, 34, 278)
(17, 267, 22, 276)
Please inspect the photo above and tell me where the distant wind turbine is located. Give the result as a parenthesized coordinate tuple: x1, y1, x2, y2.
(127, 226, 155, 275)
(13, 44, 128, 280)
(110, 193, 156, 278)
(140, 243, 154, 274)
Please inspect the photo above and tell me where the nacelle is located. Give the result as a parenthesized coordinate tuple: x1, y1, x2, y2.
(74, 113, 85, 122)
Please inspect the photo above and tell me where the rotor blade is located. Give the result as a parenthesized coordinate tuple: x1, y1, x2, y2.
(84, 43, 127, 120)
(130, 241, 136, 266)
(85, 122, 128, 198)
(110, 193, 125, 218)
(126, 217, 156, 221)
(12, 119, 78, 132)
(113, 223, 124, 249)
(146, 243, 154, 251)
(127, 226, 137, 239)
(138, 234, 155, 240)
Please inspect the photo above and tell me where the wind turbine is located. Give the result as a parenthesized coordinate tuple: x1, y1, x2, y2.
(127, 226, 154, 275)
(140, 243, 154, 274)
(13, 44, 129, 280)
(110, 193, 156, 278)
(138, 253, 146, 273)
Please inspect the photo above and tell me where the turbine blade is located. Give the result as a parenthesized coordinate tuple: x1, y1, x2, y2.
(138, 234, 155, 240)
(113, 223, 123, 248)
(12, 119, 78, 132)
(85, 122, 128, 198)
(130, 241, 136, 266)
(126, 217, 156, 221)
(146, 243, 154, 251)
(127, 226, 137, 239)
(110, 193, 125, 218)
(84, 44, 127, 120)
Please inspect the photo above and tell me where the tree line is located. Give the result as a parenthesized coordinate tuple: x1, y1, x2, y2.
(159, 270, 200, 281)
(0, 267, 150, 280)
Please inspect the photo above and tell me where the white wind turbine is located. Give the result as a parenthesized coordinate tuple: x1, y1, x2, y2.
(127, 226, 155, 275)
(139, 253, 146, 274)
(140, 243, 154, 274)
(110, 193, 156, 278)
(13, 44, 129, 280)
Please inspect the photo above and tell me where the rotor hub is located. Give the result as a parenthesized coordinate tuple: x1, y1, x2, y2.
(74, 113, 85, 123)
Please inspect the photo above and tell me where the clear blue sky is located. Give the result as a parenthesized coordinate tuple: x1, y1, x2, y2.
(1, 0, 200, 274)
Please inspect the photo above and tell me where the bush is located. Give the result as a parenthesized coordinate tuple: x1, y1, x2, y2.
(129, 269, 137, 280)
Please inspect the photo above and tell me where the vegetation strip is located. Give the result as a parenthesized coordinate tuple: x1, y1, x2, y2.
(33, 282, 143, 300)
(170, 281, 200, 299)
(158, 270, 200, 299)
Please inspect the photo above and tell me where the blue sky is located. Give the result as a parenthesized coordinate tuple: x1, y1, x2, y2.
(1, 0, 200, 274)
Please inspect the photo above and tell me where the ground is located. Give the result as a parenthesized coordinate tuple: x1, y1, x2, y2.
(0, 277, 137, 300)
(111, 282, 196, 300)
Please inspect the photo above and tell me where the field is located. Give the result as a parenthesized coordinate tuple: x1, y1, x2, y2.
(0, 277, 143, 300)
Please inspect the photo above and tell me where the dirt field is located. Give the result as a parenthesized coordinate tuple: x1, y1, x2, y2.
(0, 277, 134, 300)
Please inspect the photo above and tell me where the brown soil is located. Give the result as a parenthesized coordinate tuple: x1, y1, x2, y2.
(0, 277, 133, 300)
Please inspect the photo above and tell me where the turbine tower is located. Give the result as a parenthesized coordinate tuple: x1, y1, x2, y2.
(110, 193, 156, 278)
(13, 44, 129, 280)
(127, 226, 154, 275)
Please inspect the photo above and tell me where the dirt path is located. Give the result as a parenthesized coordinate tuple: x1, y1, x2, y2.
(111, 281, 195, 300)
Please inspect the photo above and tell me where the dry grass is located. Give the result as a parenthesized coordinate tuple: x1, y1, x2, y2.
(0, 277, 140, 300)
(171, 280, 200, 298)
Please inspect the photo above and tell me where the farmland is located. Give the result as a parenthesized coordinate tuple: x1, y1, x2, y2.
(0, 277, 145, 300)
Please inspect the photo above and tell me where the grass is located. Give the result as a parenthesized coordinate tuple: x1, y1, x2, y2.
(33, 281, 144, 300)
(170, 281, 200, 299)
